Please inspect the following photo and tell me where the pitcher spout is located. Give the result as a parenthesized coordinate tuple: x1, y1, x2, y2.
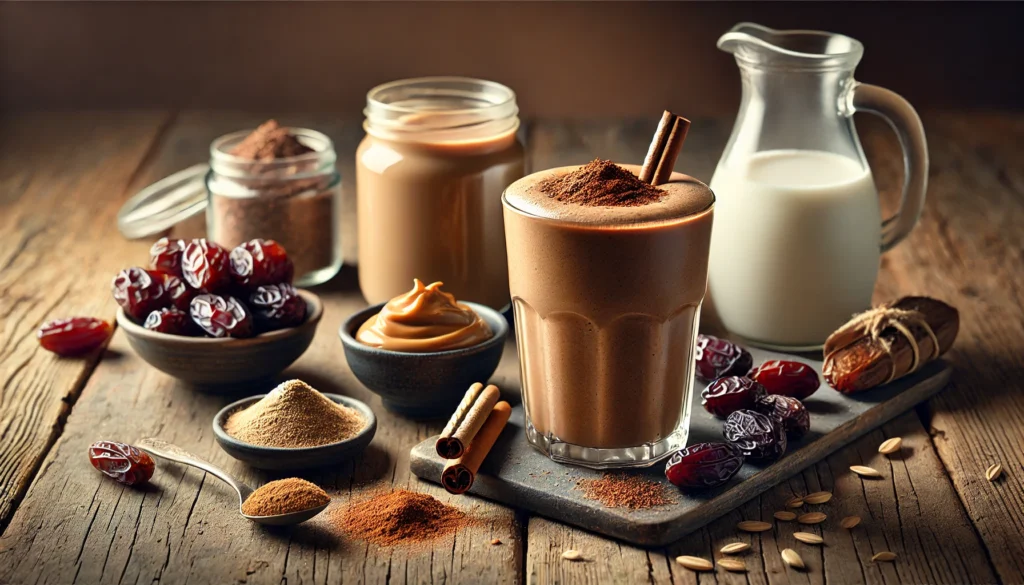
(717, 22, 863, 69)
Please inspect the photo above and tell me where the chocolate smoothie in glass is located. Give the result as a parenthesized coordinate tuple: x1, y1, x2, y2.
(503, 161, 714, 468)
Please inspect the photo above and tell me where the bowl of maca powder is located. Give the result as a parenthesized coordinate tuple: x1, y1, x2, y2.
(213, 379, 376, 470)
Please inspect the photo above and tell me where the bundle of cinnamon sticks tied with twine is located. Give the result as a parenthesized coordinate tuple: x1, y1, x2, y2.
(435, 383, 512, 494)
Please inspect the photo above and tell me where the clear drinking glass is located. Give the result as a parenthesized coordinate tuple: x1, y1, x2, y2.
(708, 23, 928, 350)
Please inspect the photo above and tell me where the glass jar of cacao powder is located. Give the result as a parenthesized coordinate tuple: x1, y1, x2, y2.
(207, 127, 342, 286)
(116, 123, 342, 287)
(356, 77, 525, 310)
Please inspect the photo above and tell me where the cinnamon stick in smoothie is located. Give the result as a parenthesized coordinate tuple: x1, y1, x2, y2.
(639, 111, 691, 186)
(441, 401, 512, 494)
(436, 383, 501, 459)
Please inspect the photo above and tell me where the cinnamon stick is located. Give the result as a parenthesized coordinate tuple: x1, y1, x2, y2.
(823, 297, 959, 393)
(639, 111, 691, 186)
(435, 383, 500, 459)
(441, 401, 512, 495)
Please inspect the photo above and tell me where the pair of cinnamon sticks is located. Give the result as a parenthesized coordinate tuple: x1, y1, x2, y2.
(639, 110, 691, 186)
(435, 383, 511, 494)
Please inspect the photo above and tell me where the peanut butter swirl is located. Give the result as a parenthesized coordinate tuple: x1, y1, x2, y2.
(356, 280, 493, 352)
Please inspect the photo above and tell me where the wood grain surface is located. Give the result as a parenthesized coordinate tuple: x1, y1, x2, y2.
(0, 111, 1020, 584)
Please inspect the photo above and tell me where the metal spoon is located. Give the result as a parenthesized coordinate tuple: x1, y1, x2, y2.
(137, 438, 328, 526)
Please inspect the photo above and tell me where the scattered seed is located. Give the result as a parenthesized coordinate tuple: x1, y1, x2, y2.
(850, 465, 882, 478)
(986, 463, 1003, 482)
(872, 551, 897, 562)
(737, 521, 772, 533)
(786, 496, 805, 508)
(793, 532, 824, 545)
(774, 511, 797, 521)
(879, 437, 902, 455)
(562, 550, 582, 561)
(798, 512, 827, 524)
(804, 491, 833, 504)
(676, 556, 714, 571)
(781, 548, 805, 570)
(721, 542, 751, 555)
(717, 558, 747, 572)
(491, 538, 502, 545)
(840, 516, 862, 529)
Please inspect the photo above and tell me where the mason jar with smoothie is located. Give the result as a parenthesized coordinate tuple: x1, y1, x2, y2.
(356, 77, 525, 311)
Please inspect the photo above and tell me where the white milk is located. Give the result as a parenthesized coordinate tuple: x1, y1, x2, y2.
(708, 149, 882, 348)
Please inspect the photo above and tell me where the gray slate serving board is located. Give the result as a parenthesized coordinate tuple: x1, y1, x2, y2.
(410, 347, 950, 547)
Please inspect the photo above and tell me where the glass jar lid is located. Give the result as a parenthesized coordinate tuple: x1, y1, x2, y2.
(116, 163, 209, 240)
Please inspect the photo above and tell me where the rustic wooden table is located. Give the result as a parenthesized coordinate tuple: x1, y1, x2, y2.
(0, 111, 1020, 585)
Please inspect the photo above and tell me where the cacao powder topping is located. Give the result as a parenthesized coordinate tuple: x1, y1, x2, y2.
(539, 159, 665, 207)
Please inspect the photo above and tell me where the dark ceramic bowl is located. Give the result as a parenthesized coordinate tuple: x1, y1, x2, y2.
(117, 289, 322, 389)
(339, 301, 508, 418)
(213, 393, 377, 470)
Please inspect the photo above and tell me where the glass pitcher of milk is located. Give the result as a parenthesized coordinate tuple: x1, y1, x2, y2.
(708, 23, 928, 351)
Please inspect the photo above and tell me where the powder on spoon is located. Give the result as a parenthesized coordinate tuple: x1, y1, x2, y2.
(331, 489, 470, 547)
(242, 477, 330, 516)
(224, 379, 365, 448)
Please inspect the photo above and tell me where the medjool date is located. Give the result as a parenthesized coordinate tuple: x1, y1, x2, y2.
(755, 394, 811, 439)
(724, 409, 787, 460)
(695, 334, 752, 380)
(665, 442, 745, 489)
(701, 376, 766, 418)
(750, 360, 820, 400)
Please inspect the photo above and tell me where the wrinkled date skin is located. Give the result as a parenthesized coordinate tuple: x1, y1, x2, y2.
(750, 360, 821, 400)
(190, 294, 254, 338)
(665, 442, 745, 489)
(144, 307, 198, 336)
(38, 317, 113, 356)
(112, 267, 168, 321)
(160, 273, 196, 312)
(181, 239, 232, 293)
(701, 376, 767, 418)
(230, 239, 294, 289)
(756, 394, 811, 439)
(695, 334, 753, 380)
(149, 237, 186, 278)
(249, 284, 306, 331)
(724, 409, 787, 460)
(88, 441, 155, 486)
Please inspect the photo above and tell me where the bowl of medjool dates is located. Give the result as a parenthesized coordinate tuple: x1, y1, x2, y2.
(114, 238, 322, 388)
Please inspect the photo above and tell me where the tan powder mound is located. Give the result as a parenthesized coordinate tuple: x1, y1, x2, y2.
(241, 477, 330, 517)
(224, 379, 365, 448)
(331, 489, 470, 547)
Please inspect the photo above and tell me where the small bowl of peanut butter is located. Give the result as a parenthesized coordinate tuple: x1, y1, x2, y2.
(339, 279, 508, 418)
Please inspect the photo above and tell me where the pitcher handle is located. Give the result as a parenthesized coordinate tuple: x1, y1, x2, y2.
(846, 82, 929, 252)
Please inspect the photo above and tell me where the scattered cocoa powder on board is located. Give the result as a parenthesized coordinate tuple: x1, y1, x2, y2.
(224, 379, 365, 448)
(331, 489, 470, 547)
(241, 478, 330, 516)
(539, 159, 665, 207)
(576, 473, 674, 509)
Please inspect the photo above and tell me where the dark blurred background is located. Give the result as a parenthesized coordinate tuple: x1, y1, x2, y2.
(0, 1, 1020, 116)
